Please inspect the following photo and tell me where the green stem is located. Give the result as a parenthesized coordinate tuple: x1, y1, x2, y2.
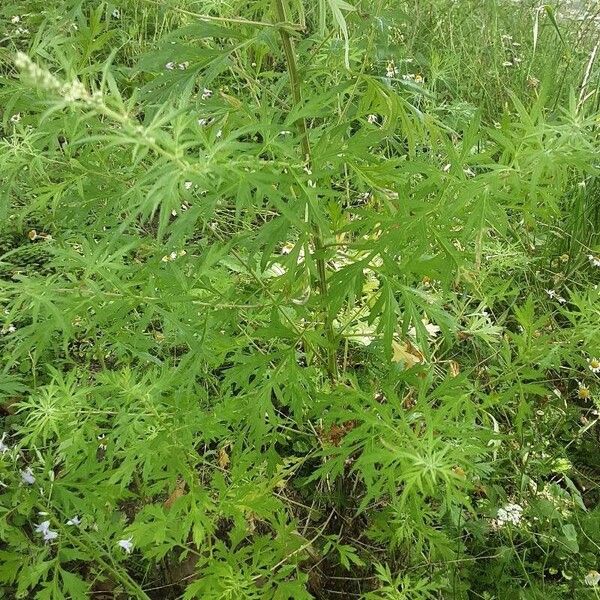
(272, 0, 338, 381)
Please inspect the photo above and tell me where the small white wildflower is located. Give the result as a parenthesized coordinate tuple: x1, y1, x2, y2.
(367, 114, 378, 124)
(165, 62, 175, 70)
(66, 515, 81, 526)
(112, 9, 120, 18)
(216, 129, 222, 138)
(585, 571, 600, 587)
(35, 520, 58, 541)
(171, 209, 178, 217)
(588, 254, 600, 267)
(11, 15, 20, 23)
(197, 118, 209, 126)
(184, 181, 193, 190)
(494, 502, 523, 527)
(1, 324, 16, 334)
(169, 251, 177, 261)
(178, 61, 189, 70)
(201, 88, 212, 100)
(545, 289, 556, 299)
(21, 467, 35, 485)
(386, 61, 399, 78)
(118, 537, 134, 553)
(578, 383, 591, 400)
(307, 179, 316, 188)
(0, 433, 9, 453)
(10, 113, 21, 123)
(589, 357, 600, 374)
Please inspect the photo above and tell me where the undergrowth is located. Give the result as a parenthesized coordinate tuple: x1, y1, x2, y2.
(1, 0, 600, 598)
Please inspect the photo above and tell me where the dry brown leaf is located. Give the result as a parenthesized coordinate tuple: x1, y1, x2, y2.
(218, 446, 230, 469)
(164, 478, 186, 509)
(449, 360, 461, 378)
(391, 339, 423, 368)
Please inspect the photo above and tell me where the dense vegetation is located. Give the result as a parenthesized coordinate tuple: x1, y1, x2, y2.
(1, 0, 600, 598)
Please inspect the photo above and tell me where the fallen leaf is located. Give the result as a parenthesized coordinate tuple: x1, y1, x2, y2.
(449, 360, 461, 377)
(218, 446, 230, 469)
(391, 339, 423, 368)
(164, 478, 186, 509)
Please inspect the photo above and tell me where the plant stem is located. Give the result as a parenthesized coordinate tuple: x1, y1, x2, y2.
(272, 0, 338, 381)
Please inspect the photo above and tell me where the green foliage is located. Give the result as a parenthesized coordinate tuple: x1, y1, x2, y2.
(1, 0, 600, 598)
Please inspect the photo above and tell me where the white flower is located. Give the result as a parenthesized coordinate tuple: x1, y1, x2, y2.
(184, 181, 193, 190)
(546, 289, 566, 304)
(495, 502, 523, 527)
(118, 537, 134, 553)
(578, 383, 591, 400)
(585, 570, 600, 587)
(66, 516, 81, 526)
(35, 520, 58, 541)
(10, 113, 21, 123)
(588, 254, 600, 267)
(111, 9, 120, 18)
(386, 61, 399, 78)
(197, 118, 209, 126)
(21, 467, 35, 485)
(178, 61, 189, 70)
(0, 433, 9, 453)
(201, 88, 212, 100)
(367, 114, 378, 124)
(165, 62, 175, 71)
(589, 358, 600, 374)
(11, 15, 20, 23)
